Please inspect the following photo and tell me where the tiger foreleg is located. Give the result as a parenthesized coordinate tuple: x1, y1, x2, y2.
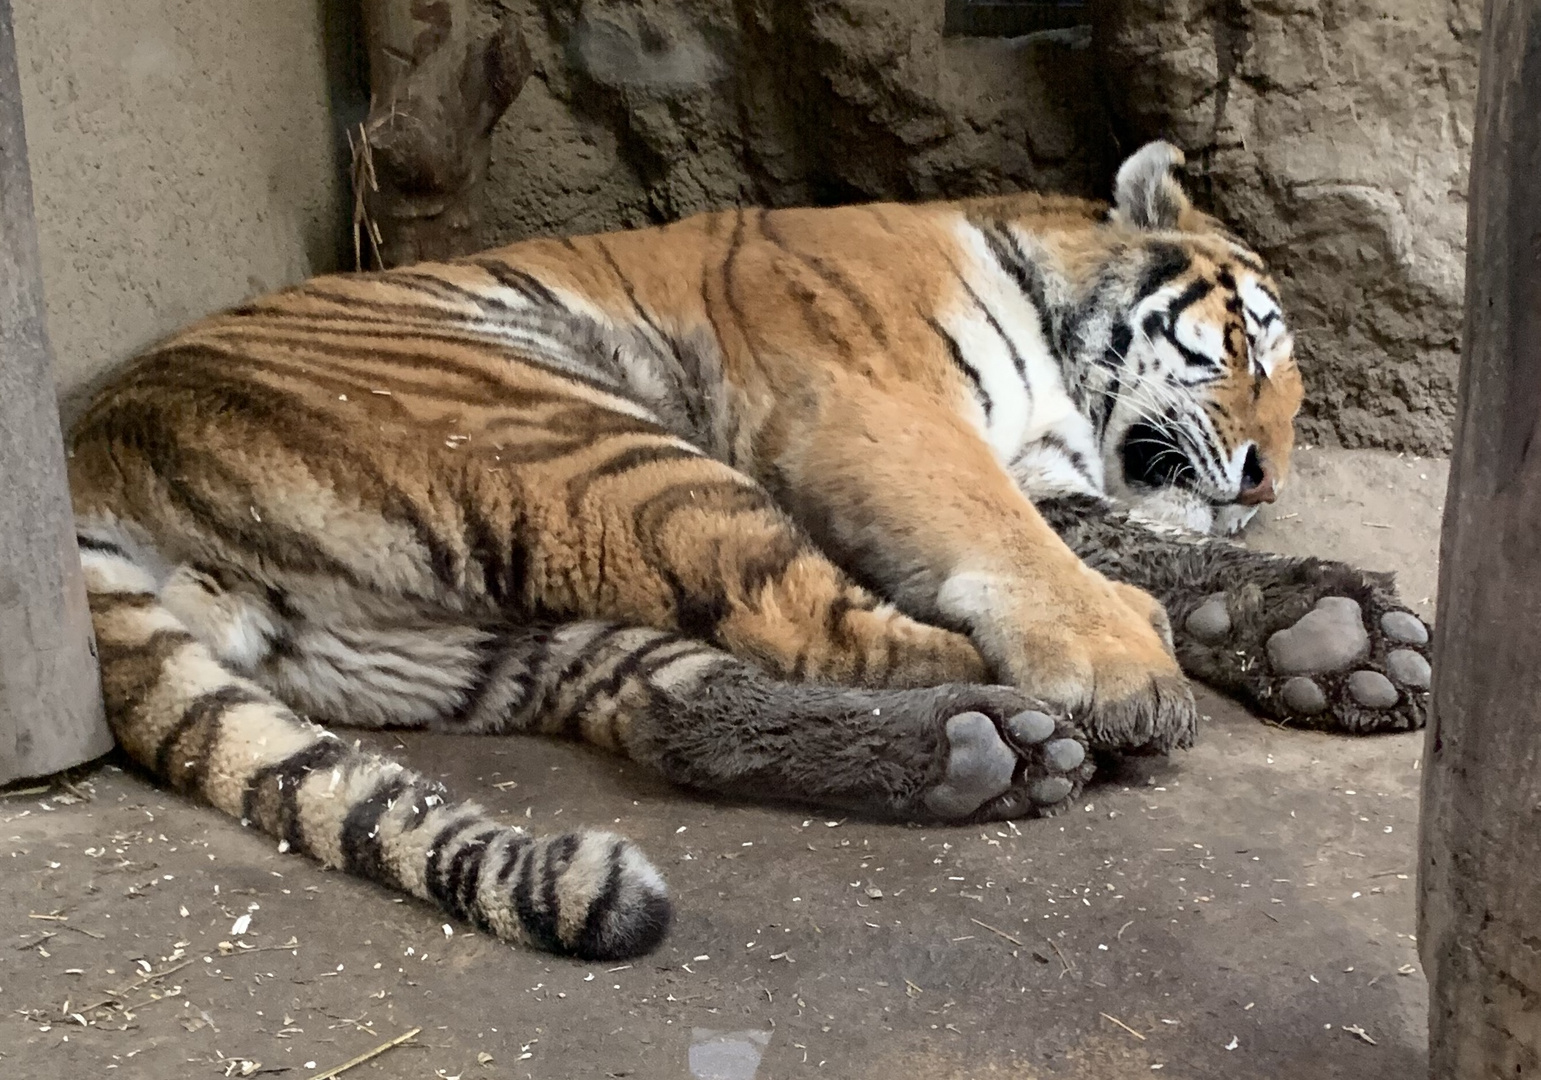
(1037, 495, 1431, 734)
(517, 425, 990, 690)
(770, 385, 1196, 755)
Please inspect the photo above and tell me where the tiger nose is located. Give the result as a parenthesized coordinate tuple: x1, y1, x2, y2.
(1237, 446, 1277, 505)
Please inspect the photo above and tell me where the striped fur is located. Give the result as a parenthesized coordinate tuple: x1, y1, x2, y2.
(67, 142, 1304, 956)
(79, 538, 671, 957)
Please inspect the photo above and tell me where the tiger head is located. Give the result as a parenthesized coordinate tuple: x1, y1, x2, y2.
(1095, 142, 1304, 536)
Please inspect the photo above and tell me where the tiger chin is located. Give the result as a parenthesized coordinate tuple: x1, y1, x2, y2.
(66, 141, 1431, 960)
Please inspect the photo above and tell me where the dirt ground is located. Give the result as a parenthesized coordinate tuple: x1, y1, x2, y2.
(0, 447, 1447, 1080)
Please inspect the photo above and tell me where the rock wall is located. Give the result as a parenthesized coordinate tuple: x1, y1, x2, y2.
(1092, 0, 1480, 454)
(14, 0, 359, 418)
(482, 0, 1112, 234)
(482, 0, 1478, 454)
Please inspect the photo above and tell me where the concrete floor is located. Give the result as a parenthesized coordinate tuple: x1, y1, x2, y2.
(0, 447, 1448, 1080)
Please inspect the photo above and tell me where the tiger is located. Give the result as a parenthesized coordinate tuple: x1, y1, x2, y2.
(67, 141, 1432, 962)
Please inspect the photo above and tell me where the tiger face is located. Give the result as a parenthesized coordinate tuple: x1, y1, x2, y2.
(1097, 143, 1304, 535)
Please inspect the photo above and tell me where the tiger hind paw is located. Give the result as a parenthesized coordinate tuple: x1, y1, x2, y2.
(919, 698, 1095, 822)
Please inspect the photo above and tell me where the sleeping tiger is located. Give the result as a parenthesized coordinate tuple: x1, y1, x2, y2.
(68, 141, 1431, 961)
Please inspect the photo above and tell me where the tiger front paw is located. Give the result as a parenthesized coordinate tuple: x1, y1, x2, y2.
(1177, 567, 1430, 734)
(939, 569, 1198, 758)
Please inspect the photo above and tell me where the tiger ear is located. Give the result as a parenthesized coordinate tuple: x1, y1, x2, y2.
(1112, 141, 1193, 231)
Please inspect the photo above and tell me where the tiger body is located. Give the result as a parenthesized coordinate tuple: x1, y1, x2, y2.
(67, 144, 1428, 960)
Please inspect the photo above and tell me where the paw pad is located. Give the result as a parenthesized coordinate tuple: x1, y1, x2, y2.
(1380, 611, 1429, 646)
(1184, 593, 1231, 643)
(923, 707, 1088, 821)
(1281, 676, 1328, 714)
(1030, 777, 1074, 805)
(924, 712, 1016, 819)
(1006, 710, 1056, 745)
(1266, 596, 1369, 675)
(1347, 670, 1398, 708)
(1386, 649, 1431, 690)
(1044, 738, 1085, 772)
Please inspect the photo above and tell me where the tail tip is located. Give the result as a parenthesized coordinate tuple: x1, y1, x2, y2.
(573, 881, 673, 961)
(570, 839, 673, 961)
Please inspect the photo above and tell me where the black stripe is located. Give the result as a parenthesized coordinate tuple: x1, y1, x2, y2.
(462, 496, 525, 608)
(573, 840, 627, 956)
(96, 628, 196, 724)
(564, 443, 704, 515)
(822, 593, 860, 683)
(1038, 432, 1098, 488)
(76, 535, 131, 559)
(283, 285, 479, 325)
(513, 836, 568, 951)
(925, 316, 992, 420)
(1166, 278, 1216, 324)
(340, 775, 412, 885)
(1230, 250, 1266, 275)
(759, 213, 891, 347)
(1186, 411, 1231, 478)
(454, 628, 551, 730)
(448, 636, 512, 724)
(468, 259, 561, 306)
(426, 819, 497, 923)
(87, 590, 159, 614)
(971, 223, 1060, 365)
(593, 239, 670, 342)
(446, 828, 503, 926)
(495, 831, 535, 885)
(960, 273, 1028, 382)
(736, 528, 809, 602)
(562, 634, 685, 736)
(240, 738, 350, 851)
(89, 383, 380, 589)
(154, 685, 263, 791)
(1133, 243, 1194, 305)
(1098, 370, 1124, 440)
(195, 323, 567, 399)
(548, 624, 629, 701)
(148, 336, 521, 411)
(720, 210, 751, 338)
(588, 240, 717, 444)
(390, 271, 520, 314)
(1158, 281, 1225, 375)
(541, 834, 581, 947)
(629, 481, 772, 638)
(220, 307, 643, 407)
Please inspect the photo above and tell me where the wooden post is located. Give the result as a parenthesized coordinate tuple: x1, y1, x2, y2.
(1417, 0, 1541, 1074)
(0, 0, 112, 784)
(356, 0, 533, 268)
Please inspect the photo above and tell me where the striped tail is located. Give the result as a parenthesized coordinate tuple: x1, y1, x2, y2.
(76, 536, 671, 960)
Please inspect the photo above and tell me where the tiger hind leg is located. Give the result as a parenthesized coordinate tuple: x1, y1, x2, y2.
(80, 536, 671, 960)
(168, 568, 1095, 824)
(475, 405, 990, 691)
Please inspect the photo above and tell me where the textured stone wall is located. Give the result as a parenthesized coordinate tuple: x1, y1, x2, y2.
(13, 0, 358, 418)
(483, 0, 1478, 454)
(481, 0, 1113, 235)
(1092, 0, 1480, 454)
